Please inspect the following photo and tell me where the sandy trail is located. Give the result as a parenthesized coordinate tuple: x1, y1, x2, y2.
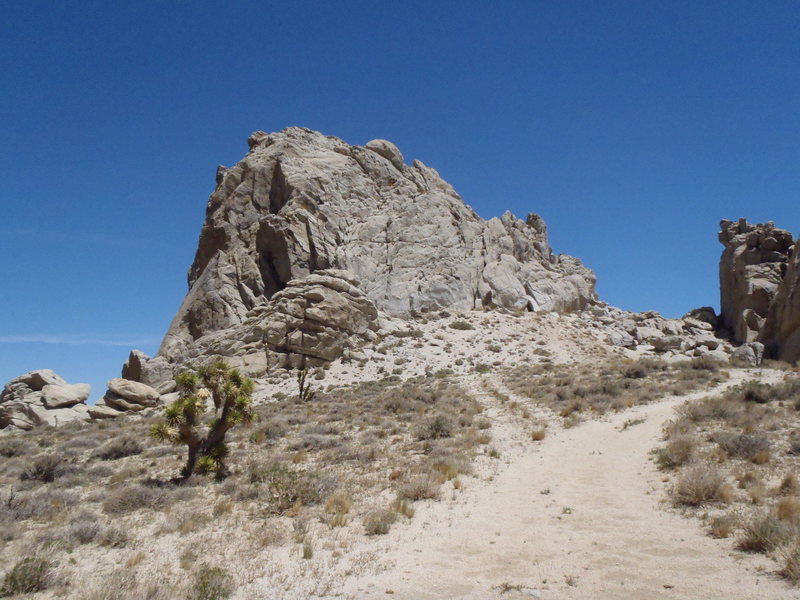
(350, 370, 798, 600)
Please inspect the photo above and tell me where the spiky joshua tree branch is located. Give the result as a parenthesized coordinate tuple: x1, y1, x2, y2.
(150, 361, 254, 480)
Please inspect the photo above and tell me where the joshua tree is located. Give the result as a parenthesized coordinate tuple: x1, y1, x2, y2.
(297, 369, 316, 402)
(150, 361, 254, 480)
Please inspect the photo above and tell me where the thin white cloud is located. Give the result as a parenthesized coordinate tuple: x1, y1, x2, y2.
(0, 334, 161, 347)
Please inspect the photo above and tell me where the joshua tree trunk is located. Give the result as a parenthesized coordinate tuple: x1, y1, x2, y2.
(183, 443, 201, 479)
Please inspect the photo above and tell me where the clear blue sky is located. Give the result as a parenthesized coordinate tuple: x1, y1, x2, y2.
(1, 1, 798, 399)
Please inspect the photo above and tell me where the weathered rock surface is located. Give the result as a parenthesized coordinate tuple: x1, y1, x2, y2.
(97, 378, 161, 413)
(578, 303, 733, 358)
(759, 242, 800, 363)
(718, 219, 793, 343)
(160, 268, 380, 374)
(151, 127, 596, 376)
(0, 370, 92, 431)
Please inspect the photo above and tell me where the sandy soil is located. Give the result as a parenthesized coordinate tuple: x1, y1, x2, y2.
(339, 369, 799, 600)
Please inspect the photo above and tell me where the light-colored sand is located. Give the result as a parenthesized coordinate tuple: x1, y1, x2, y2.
(342, 370, 799, 600)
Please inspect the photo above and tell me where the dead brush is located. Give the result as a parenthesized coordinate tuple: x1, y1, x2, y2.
(363, 509, 397, 535)
(776, 497, 800, 523)
(673, 465, 732, 506)
(738, 514, 794, 553)
(709, 513, 738, 538)
(654, 435, 696, 470)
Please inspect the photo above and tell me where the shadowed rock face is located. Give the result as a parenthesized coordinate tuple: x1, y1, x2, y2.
(718, 218, 793, 342)
(151, 127, 596, 376)
(760, 243, 800, 363)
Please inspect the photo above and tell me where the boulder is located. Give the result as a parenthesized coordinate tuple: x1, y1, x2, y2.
(153, 127, 597, 373)
(101, 378, 161, 412)
(683, 307, 718, 329)
(161, 269, 381, 374)
(121, 350, 175, 392)
(651, 336, 685, 353)
(0, 370, 92, 431)
(718, 219, 793, 342)
(732, 341, 765, 367)
(41, 383, 91, 408)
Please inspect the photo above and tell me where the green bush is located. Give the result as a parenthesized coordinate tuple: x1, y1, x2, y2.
(449, 320, 474, 330)
(249, 462, 327, 514)
(1, 557, 53, 596)
(186, 565, 233, 600)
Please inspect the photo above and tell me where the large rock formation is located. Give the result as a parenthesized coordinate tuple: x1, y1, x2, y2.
(0, 370, 91, 431)
(142, 127, 596, 379)
(718, 219, 793, 342)
(718, 218, 800, 364)
(759, 241, 800, 363)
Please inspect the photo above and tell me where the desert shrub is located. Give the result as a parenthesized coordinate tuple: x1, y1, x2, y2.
(778, 498, 800, 523)
(364, 509, 397, 535)
(249, 462, 329, 514)
(103, 484, 171, 515)
(709, 514, 737, 538)
(397, 477, 440, 501)
(20, 453, 65, 483)
(688, 355, 722, 371)
(186, 565, 234, 600)
(1, 556, 54, 595)
(655, 435, 696, 469)
(430, 454, 471, 480)
(738, 514, 793, 552)
(673, 466, 729, 506)
(63, 517, 104, 545)
(741, 381, 773, 404)
(712, 432, 770, 460)
(99, 526, 129, 548)
(286, 434, 341, 452)
(1, 488, 78, 521)
(414, 414, 454, 440)
(782, 544, 800, 584)
(93, 437, 143, 461)
(82, 571, 172, 600)
(0, 438, 33, 458)
(449, 320, 474, 330)
(250, 419, 288, 443)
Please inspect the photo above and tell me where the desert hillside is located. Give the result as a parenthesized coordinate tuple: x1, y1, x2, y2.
(2, 130, 800, 600)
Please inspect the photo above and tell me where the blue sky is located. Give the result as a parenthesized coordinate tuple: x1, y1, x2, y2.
(1, 1, 798, 400)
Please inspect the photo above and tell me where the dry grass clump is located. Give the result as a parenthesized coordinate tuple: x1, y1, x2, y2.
(92, 437, 143, 461)
(503, 357, 727, 423)
(654, 435, 697, 470)
(20, 453, 66, 483)
(709, 513, 738, 538)
(711, 432, 770, 461)
(0, 556, 54, 596)
(186, 565, 234, 600)
(738, 514, 794, 552)
(673, 465, 731, 506)
(103, 483, 174, 515)
(661, 374, 800, 585)
(397, 476, 441, 501)
(363, 509, 397, 535)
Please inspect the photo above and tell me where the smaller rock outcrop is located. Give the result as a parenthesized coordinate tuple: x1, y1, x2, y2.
(0, 370, 91, 431)
(95, 378, 162, 414)
(718, 219, 793, 343)
(160, 269, 380, 375)
(121, 350, 175, 393)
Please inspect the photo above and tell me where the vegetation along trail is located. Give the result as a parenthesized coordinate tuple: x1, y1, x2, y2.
(351, 370, 797, 600)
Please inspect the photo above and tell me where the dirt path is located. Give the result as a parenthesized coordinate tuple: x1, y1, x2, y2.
(349, 370, 798, 600)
